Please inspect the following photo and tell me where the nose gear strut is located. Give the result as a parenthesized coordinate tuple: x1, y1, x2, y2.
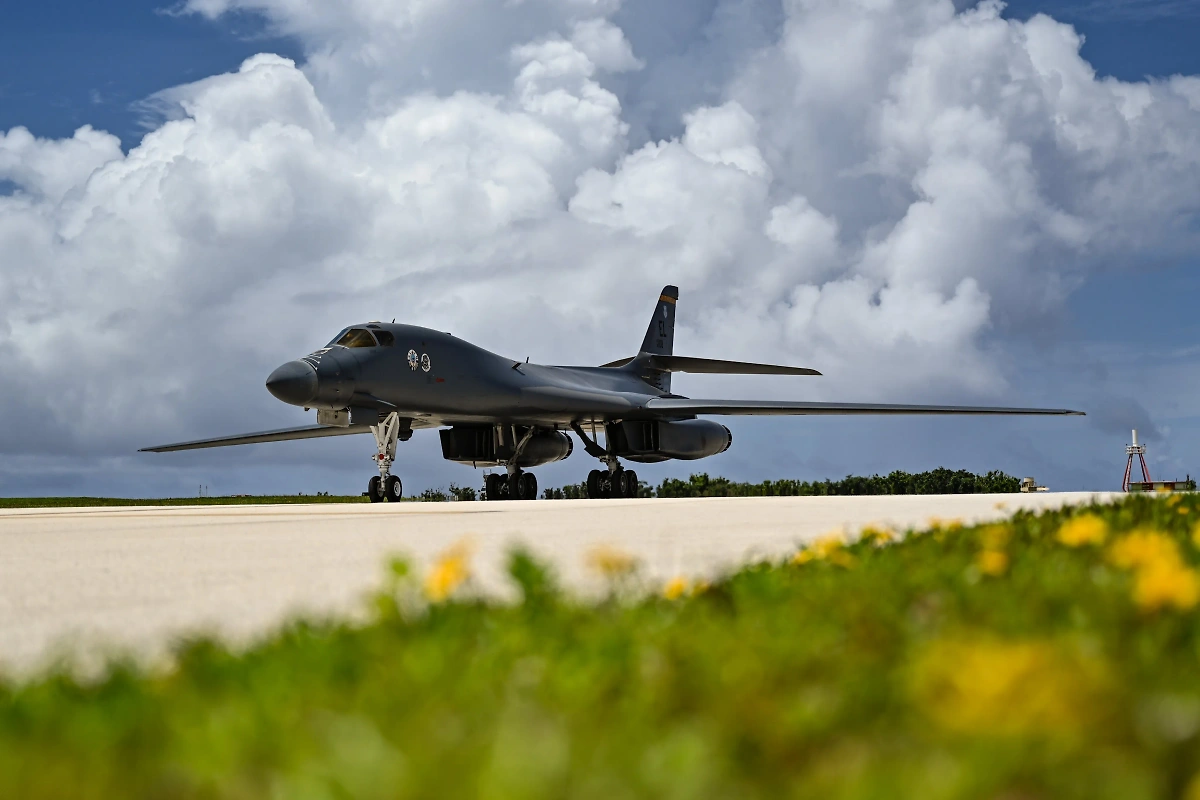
(367, 412, 407, 502)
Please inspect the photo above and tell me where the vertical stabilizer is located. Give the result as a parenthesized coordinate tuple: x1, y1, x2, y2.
(640, 286, 677, 356)
(639, 286, 677, 392)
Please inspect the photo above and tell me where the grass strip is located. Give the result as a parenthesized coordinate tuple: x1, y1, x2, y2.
(0, 495, 368, 509)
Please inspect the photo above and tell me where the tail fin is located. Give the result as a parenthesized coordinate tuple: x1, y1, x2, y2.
(640, 285, 677, 356)
(638, 286, 677, 392)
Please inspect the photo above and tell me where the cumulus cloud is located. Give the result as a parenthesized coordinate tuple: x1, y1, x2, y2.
(2, 0, 1199, 492)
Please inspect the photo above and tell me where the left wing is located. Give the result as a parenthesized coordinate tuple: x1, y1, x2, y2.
(644, 398, 1085, 417)
(140, 424, 375, 453)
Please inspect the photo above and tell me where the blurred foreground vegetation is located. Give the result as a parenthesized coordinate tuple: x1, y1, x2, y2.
(5, 493, 1200, 798)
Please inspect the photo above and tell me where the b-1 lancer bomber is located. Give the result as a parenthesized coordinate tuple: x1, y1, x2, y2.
(143, 286, 1084, 501)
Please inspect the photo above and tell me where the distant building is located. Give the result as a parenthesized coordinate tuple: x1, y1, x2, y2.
(1019, 477, 1048, 493)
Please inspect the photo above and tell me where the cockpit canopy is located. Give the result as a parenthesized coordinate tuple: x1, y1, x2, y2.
(331, 327, 395, 348)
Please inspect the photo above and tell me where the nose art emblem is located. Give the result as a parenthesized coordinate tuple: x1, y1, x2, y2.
(407, 349, 419, 371)
(421, 353, 431, 373)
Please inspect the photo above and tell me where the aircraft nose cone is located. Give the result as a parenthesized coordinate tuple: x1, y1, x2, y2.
(266, 360, 318, 406)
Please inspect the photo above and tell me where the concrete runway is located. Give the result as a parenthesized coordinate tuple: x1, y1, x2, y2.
(0, 493, 1117, 674)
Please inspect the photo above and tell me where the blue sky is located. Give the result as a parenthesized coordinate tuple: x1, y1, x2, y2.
(1, 0, 1199, 497)
(5, 1, 1199, 147)
(0, 3, 299, 148)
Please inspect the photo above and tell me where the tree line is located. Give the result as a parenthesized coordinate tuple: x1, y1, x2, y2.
(414, 468, 1021, 501)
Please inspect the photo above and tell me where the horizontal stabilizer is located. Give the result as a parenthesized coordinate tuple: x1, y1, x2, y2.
(140, 424, 373, 453)
(644, 398, 1085, 417)
(599, 355, 820, 375)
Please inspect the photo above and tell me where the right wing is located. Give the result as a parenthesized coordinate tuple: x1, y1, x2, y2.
(599, 354, 820, 375)
(645, 355, 821, 376)
(644, 398, 1085, 417)
(140, 425, 374, 453)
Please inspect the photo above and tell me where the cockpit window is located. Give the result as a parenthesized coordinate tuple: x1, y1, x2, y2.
(335, 328, 378, 348)
(375, 330, 395, 347)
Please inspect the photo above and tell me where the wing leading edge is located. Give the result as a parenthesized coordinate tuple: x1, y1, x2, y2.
(643, 398, 1085, 417)
(140, 425, 374, 453)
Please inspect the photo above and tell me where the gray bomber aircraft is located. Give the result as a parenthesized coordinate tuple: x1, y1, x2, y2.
(143, 286, 1084, 501)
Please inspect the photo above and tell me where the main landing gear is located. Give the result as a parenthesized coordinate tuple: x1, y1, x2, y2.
(587, 464, 639, 499)
(570, 421, 639, 499)
(367, 412, 408, 503)
(484, 469, 539, 501)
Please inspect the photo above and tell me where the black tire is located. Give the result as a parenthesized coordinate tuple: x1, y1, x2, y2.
(485, 473, 502, 501)
(623, 470, 639, 498)
(385, 475, 403, 502)
(586, 469, 602, 499)
(521, 472, 537, 501)
(368, 476, 383, 503)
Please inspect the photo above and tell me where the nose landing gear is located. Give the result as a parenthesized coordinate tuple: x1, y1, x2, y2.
(367, 412, 407, 503)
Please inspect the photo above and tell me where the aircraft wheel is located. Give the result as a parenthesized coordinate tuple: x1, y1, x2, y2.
(516, 472, 537, 501)
(385, 475, 403, 502)
(586, 469, 603, 499)
(368, 476, 383, 503)
(485, 473, 503, 502)
(622, 469, 639, 498)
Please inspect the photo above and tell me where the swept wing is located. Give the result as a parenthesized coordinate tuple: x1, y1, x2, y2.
(602, 354, 820, 376)
(643, 399, 1084, 417)
(140, 424, 375, 453)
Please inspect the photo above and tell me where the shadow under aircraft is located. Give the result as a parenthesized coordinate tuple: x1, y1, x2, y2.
(143, 286, 1084, 501)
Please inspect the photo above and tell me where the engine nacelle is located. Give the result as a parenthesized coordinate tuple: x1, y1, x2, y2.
(615, 419, 732, 463)
(440, 425, 573, 468)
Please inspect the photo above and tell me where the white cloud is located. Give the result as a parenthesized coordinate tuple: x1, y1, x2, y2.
(2, 0, 1200, 492)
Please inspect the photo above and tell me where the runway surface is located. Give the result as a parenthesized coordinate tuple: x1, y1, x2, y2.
(0, 492, 1118, 674)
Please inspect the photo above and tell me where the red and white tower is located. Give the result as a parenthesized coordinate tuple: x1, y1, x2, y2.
(1122, 429, 1151, 492)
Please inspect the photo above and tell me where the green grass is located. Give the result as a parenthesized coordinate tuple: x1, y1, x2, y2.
(5, 494, 1200, 798)
(0, 495, 369, 509)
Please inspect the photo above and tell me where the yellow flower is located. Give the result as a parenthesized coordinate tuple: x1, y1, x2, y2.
(663, 576, 688, 600)
(1132, 559, 1200, 612)
(979, 524, 1011, 549)
(1108, 529, 1180, 571)
(910, 637, 1108, 737)
(1107, 529, 1200, 613)
(1057, 514, 1108, 547)
(587, 545, 638, 579)
(1192, 521, 1200, 548)
(793, 533, 855, 568)
(977, 549, 1009, 577)
(930, 518, 964, 542)
(423, 540, 474, 602)
(859, 526, 894, 546)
